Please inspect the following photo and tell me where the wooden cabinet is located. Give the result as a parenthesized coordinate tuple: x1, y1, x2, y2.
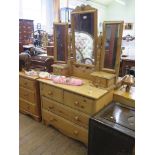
(19, 19, 34, 52)
(39, 78, 113, 145)
(120, 57, 135, 76)
(19, 72, 41, 121)
(46, 46, 54, 56)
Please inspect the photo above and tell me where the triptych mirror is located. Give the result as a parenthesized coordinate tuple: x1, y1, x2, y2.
(53, 5, 124, 79)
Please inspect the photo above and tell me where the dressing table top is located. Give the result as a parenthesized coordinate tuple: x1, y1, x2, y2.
(19, 72, 39, 80)
(38, 78, 108, 100)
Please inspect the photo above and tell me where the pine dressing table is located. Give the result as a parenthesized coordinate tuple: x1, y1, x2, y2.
(38, 77, 113, 145)
(19, 5, 136, 146)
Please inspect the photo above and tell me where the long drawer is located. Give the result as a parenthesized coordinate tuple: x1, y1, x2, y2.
(42, 109, 88, 145)
(19, 98, 37, 115)
(20, 87, 36, 104)
(64, 91, 94, 114)
(19, 77, 35, 90)
(40, 83, 63, 103)
(42, 97, 89, 128)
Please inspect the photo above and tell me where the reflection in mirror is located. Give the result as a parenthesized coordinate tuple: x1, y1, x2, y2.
(104, 24, 120, 69)
(71, 6, 97, 66)
(54, 23, 68, 63)
(74, 13, 94, 65)
(75, 31, 94, 64)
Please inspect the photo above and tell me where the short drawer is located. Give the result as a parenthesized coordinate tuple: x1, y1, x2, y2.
(40, 83, 63, 103)
(42, 110, 88, 145)
(42, 97, 89, 128)
(19, 98, 37, 114)
(20, 87, 36, 104)
(93, 77, 107, 87)
(64, 91, 94, 114)
(19, 77, 35, 90)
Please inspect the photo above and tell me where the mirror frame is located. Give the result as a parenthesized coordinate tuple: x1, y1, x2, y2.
(100, 21, 124, 76)
(71, 5, 97, 67)
(54, 22, 68, 63)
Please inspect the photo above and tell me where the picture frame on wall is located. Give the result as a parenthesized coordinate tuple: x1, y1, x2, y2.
(124, 23, 133, 30)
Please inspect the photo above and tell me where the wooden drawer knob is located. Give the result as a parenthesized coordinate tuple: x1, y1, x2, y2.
(48, 91, 53, 95)
(73, 130, 79, 135)
(48, 106, 54, 111)
(24, 82, 27, 85)
(24, 93, 29, 97)
(74, 101, 79, 106)
(80, 105, 84, 109)
(59, 110, 63, 114)
(83, 99, 87, 102)
(74, 116, 79, 121)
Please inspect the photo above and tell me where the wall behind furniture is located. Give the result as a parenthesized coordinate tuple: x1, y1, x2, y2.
(105, 0, 135, 36)
(60, 0, 107, 34)
(19, 0, 54, 34)
(61, 0, 135, 35)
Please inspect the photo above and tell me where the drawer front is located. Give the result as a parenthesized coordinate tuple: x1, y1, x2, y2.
(40, 83, 63, 103)
(42, 97, 89, 128)
(19, 77, 35, 90)
(92, 77, 107, 88)
(64, 91, 94, 114)
(19, 98, 37, 114)
(42, 110, 88, 145)
(20, 87, 36, 104)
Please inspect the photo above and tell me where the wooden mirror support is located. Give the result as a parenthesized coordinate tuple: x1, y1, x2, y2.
(54, 22, 68, 63)
(53, 22, 69, 76)
(91, 21, 124, 89)
(71, 5, 97, 66)
(100, 21, 124, 77)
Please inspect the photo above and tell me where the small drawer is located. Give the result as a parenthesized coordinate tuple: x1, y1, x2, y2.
(20, 87, 36, 104)
(19, 98, 36, 114)
(92, 77, 107, 88)
(19, 77, 35, 90)
(42, 110, 88, 145)
(64, 91, 94, 114)
(40, 83, 63, 103)
(42, 97, 89, 128)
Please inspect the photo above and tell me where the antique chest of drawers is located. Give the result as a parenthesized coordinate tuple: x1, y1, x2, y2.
(19, 19, 34, 52)
(38, 78, 113, 145)
(19, 72, 41, 121)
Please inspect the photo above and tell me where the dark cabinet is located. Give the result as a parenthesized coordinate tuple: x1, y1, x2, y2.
(19, 19, 34, 52)
(88, 102, 135, 155)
